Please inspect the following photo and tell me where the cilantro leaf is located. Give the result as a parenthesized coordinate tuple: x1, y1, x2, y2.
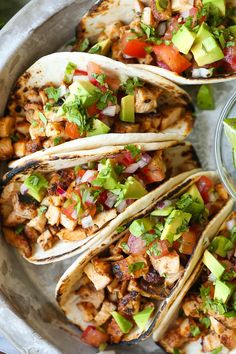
(128, 261, 145, 273)
(125, 144, 141, 158)
(79, 38, 90, 52)
(62, 95, 92, 133)
(92, 73, 106, 86)
(190, 325, 201, 337)
(89, 43, 102, 54)
(38, 112, 47, 125)
(147, 242, 161, 257)
(44, 87, 61, 102)
(15, 225, 24, 235)
(96, 90, 117, 110)
(122, 77, 144, 95)
(64, 61, 77, 84)
(199, 316, 211, 328)
(120, 242, 130, 253)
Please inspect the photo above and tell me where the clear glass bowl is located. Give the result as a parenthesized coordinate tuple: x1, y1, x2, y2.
(215, 90, 236, 199)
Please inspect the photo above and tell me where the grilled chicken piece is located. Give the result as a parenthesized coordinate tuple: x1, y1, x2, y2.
(48, 195, 63, 207)
(60, 213, 77, 231)
(0, 138, 13, 159)
(179, 318, 192, 337)
(37, 229, 56, 250)
(84, 262, 112, 290)
(202, 332, 221, 353)
(215, 315, 236, 329)
(104, 21, 124, 40)
(45, 122, 64, 138)
(93, 209, 117, 228)
(107, 318, 124, 344)
(91, 257, 111, 277)
(0, 182, 21, 202)
(29, 121, 46, 139)
(135, 87, 158, 113)
(112, 254, 148, 281)
(114, 121, 140, 133)
(0, 116, 15, 138)
(14, 141, 26, 157)
(150, 251, 180, 277)
(24, 225, 39, 242)
(25, 137, 43, 154)
(45, 205, 61, 226)
(182, 295, 202, 318)
(165, 265, 184, 287)
(95, 301, 116, 326)
(159, 321, 188, 353)
(118, 291, 141, 316)
(172, 0, 194, 11)
(160, 106, 184, 130)
(3, 227, 32, 258)
(76, 284, 104, 309)
(12, 194, 38, 219)
(0, 203, 12, 220)
(57, 227, 87, 241)
(142, 6, 155, 26)
(77, 302, 97, 322)
(27, 214, 47, 233)
(16, 121, 30, 135)
(136, 113, 161, 132)
(215, 183, 229, 201)
(4, 211, 26, 226)
(210, 317, 236, 349)
(24, 103, 42, 123)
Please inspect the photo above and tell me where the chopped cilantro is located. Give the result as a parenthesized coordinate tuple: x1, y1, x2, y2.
(190, 325, 201, 337)
(44, 87, 61, 102)
(211, 347, 223, 354)
(154, 222, 164, 237)
(31, 120, 38, 127)
(184, 17, 193, 30)
(199, 316, 211, 328)
(96, 90, 117, 110)
(176, 218, 190, 234)
(38, 205, 47, 216)
(141, 232, 157, 246)
(38, 112, 47, 125)
(92, 73, 106, 86)
(44, 103, 53, 112)
(159, 0, 168, 9)
(128, 261, 145, 273)
(147, 242, 161, 257)
(222, 270, 236, 281)
(114, 165, 124, 175)
(122, 77, 144, 95)
(140, 22, 156, 40)
(176, 193, 193, 210)
(79, 38, 90, 52)
(226, 41, 236, 47)
(64, 61, 77, 84)
(120, 242, 130, 253)
(200, 285, 210, 299)
(145, 46, 153, 54)
(15, 225, 24, 235)
(173, 349, 180, 354)
(53, 137, 62, 146)
(125, 144, 141, 158)
(88, 43, 102, 54)
(62, 96, 92, 133)
(205, 298, 227, 315)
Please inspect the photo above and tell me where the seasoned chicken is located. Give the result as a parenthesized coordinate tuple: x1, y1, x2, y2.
(165, 265, 184, 287)
(77, 302, 97, 322)
(114, 121, 140, 133)
(159, 322, 188, 353)
(37, 229, 56, 250)
(60, 213, 77, 231)
(0, 138, 13, 159)
(0, 203, 12, 220)
(3, 227, 32, 258)
(93, 209, 117, 228)
(202, 332, 221, 353)
(112, 254, 148, 281)
(182, 295, 202, 318)
(24, 225, 39, 242)
(15, 121, 30, 135)
(4, 211, 26, 227)
(45, 205, 61, 226)
(84, 262, 112, 290)
(91, 258, 111, 277)
(76, 284, 104, 309)
(27, 214, 47, 233)
(136, 113, 161, 131)
(12, 194, 37, 219)
(57, 227, 87, 241)
(118, 291, 141, 316)
(14, 141, 26, 157)
(0, 182, 21, 202)
(107, 318, 124, 344)
(150, 251, 180, 276)
(94, 301, 116, 326)
(104, 21, 124, 40)
(135, 87, 158, 113)
(0, 116, 15, 138)
(142, 6, 155, 26)
(160, 106, 184, 130)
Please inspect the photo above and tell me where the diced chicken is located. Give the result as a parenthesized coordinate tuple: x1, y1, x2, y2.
(179, 318, 191, 337)
(182, 295, 202, 318)
(134, 0, 145, 13)
(220, 328, 236, 349)
(25, 137, 43, 154)
(0, 203, 12, 220)
(128, 279, 169, 299)
(210, 317, 225, 335)
(25, 91, 42, 104)
(160, 106, 184, 130)
(3, 227, 32, 258)
(136, 113, 161, 132)
(215, 183, 229, 201)
(57, 227, 87, 241)
(13, 141, 26, 157)
(0, 138, 13, 160)
(24, 103, 42, 123)
(150, 251, 180, 276)
(39, 90, 48, 105)
(114, 121, 140, 133)
(95, 301, 116, 326)
(24, 225, 39, 242)
(45, 110, 66, 123)
(107, 318, 124, 344)
(12, 194, 37, 219)
(165, 265, 184, 287)
(104, 21, 124, 40)
(142, 7, 155, 26)
(112, 254, 148, 281)
(159, 322, 189, 353)
(45, 122, 64, 138)
(118, 291, 141, 316)
(135, 87, 157, 113)
(77, 302, 97, 322)
(150, 0, 172, 21)
(45, 205, 61, 226)
(77, 284, 104, 309)
(16, 121, 30, 135)
(37, 229, 56, 250)
(93, 209, 117, 229)
(48, 195, 63, 207)
(92, 257, 111, 277)
(29, 121, 46, 139)
(0, 116, 15, 138)
(84, 262, 112, 290)
(137, 54, 154, 65)
(4, 211, 26, 226)
(171, 0, 194, 12)
(27, 214, 47, 233)
(215, 315, 236, 329)
(60, 213, 77, 231)
(1, 182, 21, 202)
(202, 332, 221, 353)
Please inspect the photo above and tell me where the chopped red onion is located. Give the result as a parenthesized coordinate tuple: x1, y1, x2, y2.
(208, 273, 216, 282)
(81, 170, 97, 183)
(128, 234, 146, 254)
(81, 215, 94, 229)
(57, 186, 66, 195)
(116, 200, 127, 213)
(124, 162, 140, 174)
(76, 176, 82, 184)
(20, 184, 28, 195)
(84, 192, 95, 205)
(102, 105, 120, 117)
(136, 153, 152, 168)
(157, 22, 167, 36)
(227, 219, 236, 231)
(105, 192, 117, 208)
(71, 209, 77, 220)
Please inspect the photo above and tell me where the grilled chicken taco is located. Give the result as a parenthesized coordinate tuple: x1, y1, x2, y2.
(74, 0, 236, 84)
(55, 171, 232, 348)
(0, 52, 193, 167)
(0, 141, 199, 264)
(156, 211, 236, 354)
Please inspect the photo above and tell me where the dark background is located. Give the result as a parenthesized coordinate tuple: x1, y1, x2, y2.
(0, 0, 30, 28)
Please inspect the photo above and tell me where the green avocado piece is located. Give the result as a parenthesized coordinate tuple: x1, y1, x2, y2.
(172, 25, 196, 54)
(197, 84, 215, 110)
(191, 24, 224, 66)
(87, 119, 110, 136)
(214, 279, 234, 303)
(133, 307, 154, 331)
(203, 250, 225, 278)
(89, 39, 111, 55)
(92, 159, 119, 190)
(209, 236, 234, 257)
(123, 176, 147, 199)
(69, 81, 99, 107)
(155, 0, 169, 11)
(24, 173, 48, 202)
(129, 217, 155, 237)
(229, 25, 236, 37)
(120, 95, 135, 123)
(202, 0, 226, 15)
(160, 210, 192, 243)
(111, 311, 133, 334)
(184, 184, 205, 215)
(151, 205, 174, 217)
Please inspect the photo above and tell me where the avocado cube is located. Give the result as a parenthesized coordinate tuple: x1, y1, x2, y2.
(123, 176, 148, 199)
(229, 25, 236, 37)
(202, 0, 226, 16)
(209, 236, 234, 257)
(184, 184, 205, 215)
(133, 307, 154, 331)
(120, 95, 135, 123)
(111, 311, 133, 333)
(89, 39, 111, 55)
(214, 280, 234, 303)
(129, 217, 155, 237)
(172, 25, 196, 54)
(151, 205, 174, 217)
(24, 173, 48, 202)
(69, 81, 99, 107)
(87, 119, 110, 136)
(160, 210, 192, 243)
(203, 250, 225, 279)
(197, 85, 215, 110)
(92, 159, 119, 190)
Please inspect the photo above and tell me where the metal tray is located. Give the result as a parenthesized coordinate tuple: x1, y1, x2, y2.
(0, 1, 235, 353)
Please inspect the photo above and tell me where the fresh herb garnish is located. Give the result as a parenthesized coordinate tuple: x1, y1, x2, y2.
(62, 96, 92, 133)
(64, 61, 77, 84)
(199, 316, 211, 328)
(79, 38, 90, 52)
(190, 325, 201, 337)
(44, 87, 61, 102)
(38, 205, 47, 216)
(128, 261, 145, 273)
(15, 225, 24, 235)
(53, 137, 62, 146)
(176, 218, 190, 234)
(125, 144, 141, 158)
(96, 90, 117, 110)
(147, 242, 161, 257)
(141, 233, 157, 246)
(38, 112, 47, 125)
(140, 22, 157, 40)
(122, 77, 144, 95)
(120, 242, 130, 253)
(88, 43, 102, 54)
(176, 193, 193, 210)
(211, 347, 223, 354)
(116, 225, 126, 233)
(92, 73, 106, 86)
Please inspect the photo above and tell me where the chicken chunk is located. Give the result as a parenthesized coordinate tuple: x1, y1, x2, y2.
(27, 213, 47, 233)
(14, 141, 26, 157)
(57, 227, 87, 241)
(4, 211, 26, 226)
(104, 21, 124, 40)
(202, 332, 221, 353)
(84, 262, 112, 290)
(3, 227, 32, 258)
(60, 213, 77, 231)
(37, 229, 56, 250)
(118, 291, 141, 316)
(182, 295, 202, 318)
(77, 302, 97, 322)
(142, 7, 155, 26)
(0, 203, 12, 220)
(112, 254, 148, 281)
(135, 87, 157, 113)
(165, 265, 184, 287)
(114, 121, 140, 133)
(16, 121, 30, 135)
(94, 301, 116, 326)
(150, 251, 180, 276)
(76, 283, 104, 309)
(24, 225, 39, 242)
(12, 194, 38, 219)
(45, 122, 64, 138)
(136, 113, 161, 132)
(45, 205, 61, 226)
(0, 138, 13, 160)
(160, 106, 184, 131)
(0, 116, 15, 138)
(0, 182, 21, 202)
(107, 318, 124, 344)
(93, 209, 117, 228)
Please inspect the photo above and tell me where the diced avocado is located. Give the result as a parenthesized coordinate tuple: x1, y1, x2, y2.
(123, 176, 148, 199)
(202, 0, 226, 15)
(160, 210, 192, 243)
(133, 307, 154, 331)
(191, 24, 224, 66)
(229, 25, 236, 37)
(89, 39, 111, 55)
(151, 205, 174, 217)
(172, 25, 196, 54)
(111, 311, 133, 334)
(214, 279, 234, 303)
(203, 250, 225, 279)
(209, 236, 234, 257)
(69, 81, 99, 107)
(120, 95, 135, 123)
(197, 85, 215, 110)
(24, 173, 48, 202)
(129, 217, 155, 237)
(92, 159, 118, 190)
(87, 119, 110, 136)
(183, 184, 205, 216)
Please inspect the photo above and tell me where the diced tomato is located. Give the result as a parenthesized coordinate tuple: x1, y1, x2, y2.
(77, 169, 86, 178)
(61, 200, 77, 219)
(151, 240, 170, 259)
(87, 103, 100, 117)
(74, 69, 88, 76)
(65, 122, 83, 139)
(88, 204, 97, 217)
(122, 36, 150, 58)
(153, 44, 192, 74)
(139, 161, 165, 184)
(180, 229, 197, 255)
(116, 151, 136, 167)
(196, 176, 213, 203)
(81, 326, 108, 348)
(87, 61, 120, 90)
(224, 45, 236, 72)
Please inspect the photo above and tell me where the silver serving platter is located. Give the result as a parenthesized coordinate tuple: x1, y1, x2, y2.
(0, 1, 235, 353)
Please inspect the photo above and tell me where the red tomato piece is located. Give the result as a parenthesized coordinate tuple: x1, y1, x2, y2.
(153, 44, 192, 74)
(139, 160, 165, 184)
(180, 229, 197, 255)
(65, 122, 83, 139)
(81, 326, 108, 348)
(116, 151, 136, 167)
(196, 176, 213, 203)
(122, 38, 150, 58)
(74, 69, 88, 76)
(87, 62, 120, 90)
(98, 190, 108, 206)
(87, 103, 100, 117)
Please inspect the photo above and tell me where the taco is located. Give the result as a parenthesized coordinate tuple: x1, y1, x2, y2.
(55, 171, 232, 348)
(156, 211, 236, 354)
(0, 52, 193, 167)
(74, 0, 236, 84)
(0, 141, 199, 264)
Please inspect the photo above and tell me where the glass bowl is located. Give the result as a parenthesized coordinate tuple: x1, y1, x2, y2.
(215, 90, 236, 199)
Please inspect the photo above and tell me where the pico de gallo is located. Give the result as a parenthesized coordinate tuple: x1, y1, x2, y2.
(159, 211, 236, 354)
(75, 0, 236, 79)
(70, 175, 229, 347)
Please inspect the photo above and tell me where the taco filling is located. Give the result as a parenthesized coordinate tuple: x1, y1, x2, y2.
(159, 212, 236, 354)
(66, 176, 228, 347)
(0, 60, 192, 160)
(75, 0, 236, 78)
